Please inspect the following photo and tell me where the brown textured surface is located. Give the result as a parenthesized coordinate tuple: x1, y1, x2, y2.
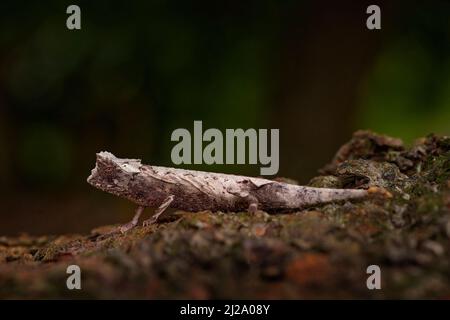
(1, 131, 449, 299)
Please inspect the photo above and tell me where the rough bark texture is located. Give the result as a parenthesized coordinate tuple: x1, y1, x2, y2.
(1, 131, 449, 299)
(87, 151, 372, 212)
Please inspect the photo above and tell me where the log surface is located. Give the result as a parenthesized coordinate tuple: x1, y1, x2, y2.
(1, 132, 449, 299)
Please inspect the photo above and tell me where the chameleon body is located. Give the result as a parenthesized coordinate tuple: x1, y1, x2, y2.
(88, 152, 379, 215)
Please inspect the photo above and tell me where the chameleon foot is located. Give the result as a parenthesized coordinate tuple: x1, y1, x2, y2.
(119, 206, 144, 233)
(142, 195, 175, 227)
(248, 202, 258, 214)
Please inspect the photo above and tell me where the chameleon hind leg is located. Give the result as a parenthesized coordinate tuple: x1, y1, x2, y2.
(143, 195, 175, 227)
(119, 206, 145, 233)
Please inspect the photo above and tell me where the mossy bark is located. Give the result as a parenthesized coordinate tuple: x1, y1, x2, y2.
(1, 131, 449, 299)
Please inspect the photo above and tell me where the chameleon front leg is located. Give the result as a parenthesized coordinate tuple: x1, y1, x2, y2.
(246, 195, 259, 214)
(119, 205, 145, 233)
(248, 202, 258, 213)
(143, 195, 175, 227)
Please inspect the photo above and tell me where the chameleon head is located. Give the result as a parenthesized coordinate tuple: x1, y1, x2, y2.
(87, 151, 142, 194)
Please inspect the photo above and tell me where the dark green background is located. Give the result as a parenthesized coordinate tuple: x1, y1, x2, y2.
(0, 0, 449, 234)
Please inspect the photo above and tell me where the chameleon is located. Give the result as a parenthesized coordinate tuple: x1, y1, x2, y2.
(87, 151, 390, 232)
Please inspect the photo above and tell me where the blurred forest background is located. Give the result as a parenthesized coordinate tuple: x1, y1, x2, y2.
(0, 0, 449, 235)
